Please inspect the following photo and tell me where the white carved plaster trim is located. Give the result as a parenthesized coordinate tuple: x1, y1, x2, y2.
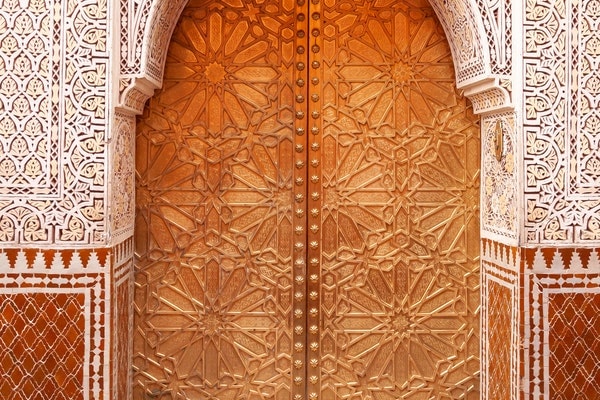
(117, 77, 157, 115)
(463, 78, 513, 115)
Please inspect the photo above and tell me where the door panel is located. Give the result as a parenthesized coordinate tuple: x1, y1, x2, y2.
(311, 1, 480, 398)
(135, 0, 480, 398)
(134, 1, 300, 398)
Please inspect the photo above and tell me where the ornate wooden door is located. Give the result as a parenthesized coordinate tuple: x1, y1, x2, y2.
(134, 0, 480, 399)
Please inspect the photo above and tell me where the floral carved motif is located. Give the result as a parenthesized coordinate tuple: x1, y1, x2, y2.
(524, 0, 600, 243)
(482, 112, 518, 241)
(109, 113, 135, 244)
(478, 0, 512, 77)
(0, 0, 109, 245)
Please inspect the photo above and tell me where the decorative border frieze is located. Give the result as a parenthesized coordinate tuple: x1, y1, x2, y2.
(524, 0, 600, 244)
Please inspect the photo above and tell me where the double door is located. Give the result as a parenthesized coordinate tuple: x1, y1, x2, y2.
(134, 0, 480, 398)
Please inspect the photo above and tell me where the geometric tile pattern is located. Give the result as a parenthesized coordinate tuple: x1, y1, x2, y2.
(525, 259, 600, 400)
(513, 246, 600, 400)
(486, 279, 513, 400)
(482, 242, 600, 400)
(113, 275, 132, 400)
(547, 292, 600, 399)
(481, 239, 519, 400)
(0, 292, 86, 400)
(0, 247, 111, 400)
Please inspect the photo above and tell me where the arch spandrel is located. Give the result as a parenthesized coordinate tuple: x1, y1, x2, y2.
(119, 0, 513, 116)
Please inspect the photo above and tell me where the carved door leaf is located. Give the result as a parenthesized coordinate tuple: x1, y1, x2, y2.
(134, 0, 480, 399)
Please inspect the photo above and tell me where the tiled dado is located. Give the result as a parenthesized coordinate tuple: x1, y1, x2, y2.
(523, 247, 600, 400)
(482, 239, 519, 400)
(483, 239, 600, 400)
(0, 239, 133, 400)
(2, 236, 600, 400)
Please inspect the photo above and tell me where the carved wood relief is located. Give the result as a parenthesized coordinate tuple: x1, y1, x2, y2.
(134, 0, 480, 398)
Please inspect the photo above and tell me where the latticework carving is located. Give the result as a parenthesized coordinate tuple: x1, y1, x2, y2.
(112, 238, 134, 400)
(482, 113, 518, 241)
(486, 280, 512, 400)
(428, 0, 486, 86)
(0, 0, 109, 245)
(524, 0, 600, 243)
(478, 0, 512, 77)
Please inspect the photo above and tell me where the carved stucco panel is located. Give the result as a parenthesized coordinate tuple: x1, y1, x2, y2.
(478, 0, 513, 77)
(109, 112, 135, 244)
(524, 0, 600, 243)
(428, 0, 488, 86)
(0, 0, 109, 245)
(482, 112, 518, 242)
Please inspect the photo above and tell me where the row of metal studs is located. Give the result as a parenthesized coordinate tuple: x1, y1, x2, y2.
(306, 0, 322, 399)
(293, 1, 309, 399)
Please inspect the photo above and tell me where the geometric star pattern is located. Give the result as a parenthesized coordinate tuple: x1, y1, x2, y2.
(317, 0, 480, 397)
(134, 1, 297, 397)
(134, 0, 480, 398)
